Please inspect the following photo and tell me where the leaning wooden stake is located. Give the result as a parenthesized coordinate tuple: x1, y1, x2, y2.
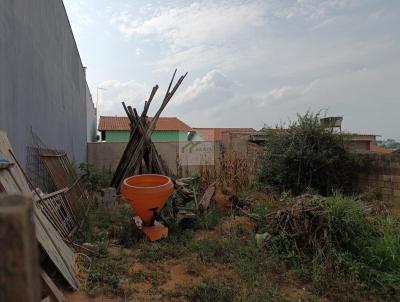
(111, 69, 187, 190)
(0, 194, 41, 302)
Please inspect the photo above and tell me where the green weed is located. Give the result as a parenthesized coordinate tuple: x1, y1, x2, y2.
(188, 281, 236, 302)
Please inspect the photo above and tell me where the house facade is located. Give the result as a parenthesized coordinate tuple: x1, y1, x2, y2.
(98, 116, 192, 142)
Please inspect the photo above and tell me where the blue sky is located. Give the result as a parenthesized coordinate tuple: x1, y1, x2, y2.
(63, 0, 400, 139)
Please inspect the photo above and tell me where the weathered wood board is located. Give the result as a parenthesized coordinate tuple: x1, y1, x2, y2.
(0, 130, 31, 193)
(0, 129, 79, 290)
(42, 270, 67, 302)
(35, 206, 79, 290)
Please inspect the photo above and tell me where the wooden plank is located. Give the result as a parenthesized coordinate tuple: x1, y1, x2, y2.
(41, 188, 69, 199)
(41, 271, 66, 302)
(0, 194, 41, 302)
(0, 130, 31, 192)
(0, 162, 15, 169)
(0, 169, 21, 193)
(199, 182, 216, 210)
(34, 205, 79, 290)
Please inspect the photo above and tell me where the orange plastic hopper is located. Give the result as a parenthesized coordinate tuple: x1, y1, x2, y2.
(121, 174, 174, 241)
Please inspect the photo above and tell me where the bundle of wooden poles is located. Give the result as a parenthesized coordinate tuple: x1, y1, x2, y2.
(111, 70, 187, 190)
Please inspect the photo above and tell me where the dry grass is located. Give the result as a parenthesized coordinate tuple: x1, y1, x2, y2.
(199, 151, 258, 193)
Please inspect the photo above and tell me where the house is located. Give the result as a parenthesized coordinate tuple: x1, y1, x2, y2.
(193, 128, 256, 142)
(343, 134, 377, 153)
(370, 144, 394, 154)
(98, 116, 192, 142)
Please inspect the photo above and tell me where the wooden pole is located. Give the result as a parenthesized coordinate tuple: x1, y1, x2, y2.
(0, 194, 41, 302)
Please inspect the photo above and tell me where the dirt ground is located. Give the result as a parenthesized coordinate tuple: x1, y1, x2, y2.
(65, 224, 328, 302)
(62, 189, 397, 302)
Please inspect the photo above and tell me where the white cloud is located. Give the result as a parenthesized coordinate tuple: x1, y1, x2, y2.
(257, 80, 319, 106)
(174, 70, 238, 107)
(63, 0, 96, 34)
(96, 80, 149, 116)
(135, 48, 143, 56)
(110, 2, 266, 47)
(271, 0, 359, 20)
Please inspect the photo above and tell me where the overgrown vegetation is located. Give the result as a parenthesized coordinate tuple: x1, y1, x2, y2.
(79, 163, 113, 191)
(198, 151, 258, 194)
(188, 281, 236, 302)
(73, 117, 399, 301)
(73, 202, 140, 297)
(264, 193, 400, 300)
(258, 112, 359, 195)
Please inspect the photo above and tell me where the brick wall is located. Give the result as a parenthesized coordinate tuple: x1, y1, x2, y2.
(356, 153, 400, 203)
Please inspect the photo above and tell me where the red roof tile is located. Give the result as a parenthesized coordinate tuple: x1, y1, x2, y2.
(370, 144, 394, 154)
(98, 116, 192, 132)
(193, 128, 256, 141)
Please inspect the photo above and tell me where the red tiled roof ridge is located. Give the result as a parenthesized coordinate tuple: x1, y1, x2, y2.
(98, 116, 192, 131)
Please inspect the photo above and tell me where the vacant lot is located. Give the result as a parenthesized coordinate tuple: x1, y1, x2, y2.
(65, 185, 399, 302)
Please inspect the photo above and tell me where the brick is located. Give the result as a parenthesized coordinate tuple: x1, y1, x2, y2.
(394, 190, 400, 198)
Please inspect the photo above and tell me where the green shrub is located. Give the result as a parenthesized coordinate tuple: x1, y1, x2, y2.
(257, 112, 358, 195)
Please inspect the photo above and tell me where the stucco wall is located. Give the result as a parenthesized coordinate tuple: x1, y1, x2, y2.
(87, 142, 179, 175)
(0, 0, 93, 165)
(105, 130, 130, 142)
(86, 83, 97, 142)
(87, 140, 252, 177)
(105, 130, 189, 142)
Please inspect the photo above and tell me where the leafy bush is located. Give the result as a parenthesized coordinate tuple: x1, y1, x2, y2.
(258, 112, 358, 195)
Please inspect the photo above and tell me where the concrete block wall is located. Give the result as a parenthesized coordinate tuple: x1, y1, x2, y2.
(87, 140, 258, 178)
(357, 153, 400, 203)
(87, 141, 220, 177)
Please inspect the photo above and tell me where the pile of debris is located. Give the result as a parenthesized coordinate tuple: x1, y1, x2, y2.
(111, 70, 187, 190)
(166, 177, 216, 227)
(263, 194, 367, 260)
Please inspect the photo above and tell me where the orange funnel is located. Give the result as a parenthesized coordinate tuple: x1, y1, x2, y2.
(121, 174, 174, 241)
